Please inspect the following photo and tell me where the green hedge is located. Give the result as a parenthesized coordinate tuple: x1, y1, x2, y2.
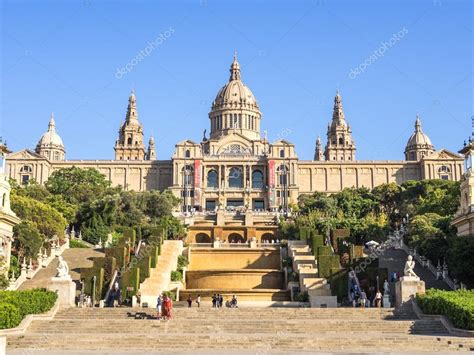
(416, 289, 474, 330)
(121, 267, 140, 299)
(311, 234, 324, 256)
(299, 227, 310, 241)
(0, 289, 57, 329)
(105, 246, 129, 269)
(69, 239, 90, 248)
(80, 267, 105, 300)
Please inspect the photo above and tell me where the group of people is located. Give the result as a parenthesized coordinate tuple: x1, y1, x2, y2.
(349, 279, 388, 308)
(187, 295, 201, 308)
(212, 294, 224, 308)
(156, 294, 173, 320)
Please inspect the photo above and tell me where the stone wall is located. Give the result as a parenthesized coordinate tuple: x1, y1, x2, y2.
(188, 249, 280, 270)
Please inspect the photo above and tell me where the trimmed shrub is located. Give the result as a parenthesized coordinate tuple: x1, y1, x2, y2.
(121, 266, 140, 300)
(0, 303, 21, 329)
(69, 239, 90, 248)
(80, 267, 105, 300)
(416, 289, 474, 330)
(311, 235, 324, 255)
(0, 289, 57, 329)
(105, 246, 129, 269)
(171, 270, 182, 282)
(299, 227, 310, 241)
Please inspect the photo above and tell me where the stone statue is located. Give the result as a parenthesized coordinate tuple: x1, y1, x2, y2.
(403, 255, 417, 277)
(383, 279, 390, 294)
(55, 256, 69, 278)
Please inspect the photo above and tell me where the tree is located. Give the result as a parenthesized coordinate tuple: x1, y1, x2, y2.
(11, 194, 67, 240)
(13, 222, 43, 259)
(45, 167, 111, 204)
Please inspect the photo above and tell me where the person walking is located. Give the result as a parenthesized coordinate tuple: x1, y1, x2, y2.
(375, 290, 382, 308)
(187, 295, 192, 308)
(212, 294, 217, 308)
(196, 295, 201, 308)
(156, 294, 163, 320)
(218, 294, 223, 308)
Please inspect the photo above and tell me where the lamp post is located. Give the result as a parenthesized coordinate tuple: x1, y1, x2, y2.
(279, 164, 289, 219)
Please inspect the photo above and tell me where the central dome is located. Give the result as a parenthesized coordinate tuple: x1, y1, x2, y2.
(209, 54, 262, 140)
(212, 56, 259, 111)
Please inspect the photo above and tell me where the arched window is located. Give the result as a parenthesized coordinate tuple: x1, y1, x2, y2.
(280, 149, 285, 158)
(20, 165, 32, 173)
(127, 137, 132, 145)
(339, 137, 344, 145)
(228, 233, 246, 243)
(228, 167, 243, 188)
(185, 149, 191, 158)
(252, 170, 264, 189)
(207, 170, 218, 188)
(1, 193, 6, 207)
(438, 165, 451, 180)
(195, 233, 211, 243)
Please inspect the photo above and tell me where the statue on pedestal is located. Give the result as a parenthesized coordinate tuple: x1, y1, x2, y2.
(383, 279, 390, 295)
(403, 255, 417, 277)
(55, 256, 70, 279)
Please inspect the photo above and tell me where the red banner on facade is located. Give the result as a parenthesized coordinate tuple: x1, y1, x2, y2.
(268, 160, 276, 207)
(194, 160, 201, 206)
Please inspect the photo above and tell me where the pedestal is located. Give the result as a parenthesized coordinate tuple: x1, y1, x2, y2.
(0, 336, 5, 355)
(48, 276, 76, 307)
(395, 276, 425, 307)
(382, 294, 391, 308)
(309, 295, 337, 308)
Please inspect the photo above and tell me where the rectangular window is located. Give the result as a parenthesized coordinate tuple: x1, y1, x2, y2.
(21, 175, 30, 185)
(226, 199, 244, 208)
(253, 199, 265, 210)
(205, 200, 216, 211)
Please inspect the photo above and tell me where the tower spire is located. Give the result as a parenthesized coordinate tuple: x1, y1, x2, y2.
(332, 91, 345, 123)
(229, 52, 241, 81)
(48, 112, 56, 131)
(126, 90, 138, 123)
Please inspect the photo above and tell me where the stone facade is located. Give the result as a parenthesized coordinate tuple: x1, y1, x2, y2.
(0, 144, 21, 278)
(6, 55, 464, 212)
(452, 141, 474, 236)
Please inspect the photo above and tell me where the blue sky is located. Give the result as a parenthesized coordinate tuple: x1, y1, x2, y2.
(1, 0, 472, 161)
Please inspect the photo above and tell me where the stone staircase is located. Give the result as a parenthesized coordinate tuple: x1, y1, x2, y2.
(288, 240, 334, 305)
(138, 240, 183, 308)
(6, 307, 474, 352)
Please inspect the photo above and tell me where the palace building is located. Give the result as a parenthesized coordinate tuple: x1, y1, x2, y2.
(6, 55, 464, 213)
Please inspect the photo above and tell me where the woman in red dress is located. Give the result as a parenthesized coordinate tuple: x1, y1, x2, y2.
(162, 295, 173, 320)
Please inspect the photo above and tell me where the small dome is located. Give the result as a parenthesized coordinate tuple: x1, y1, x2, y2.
(37, 114, 64, 148)
(406, 116, 433, 150)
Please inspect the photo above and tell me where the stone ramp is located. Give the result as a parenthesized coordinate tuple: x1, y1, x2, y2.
(6, 307, 474, 352)
(138, 240, 183, 307)
(18, 248, 104, 291)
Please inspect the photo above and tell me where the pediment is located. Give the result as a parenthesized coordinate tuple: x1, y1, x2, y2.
(175, 139, 199, 146)
(7, 149, 46, 160)
(272, 139, 295, 146)
(425, 149, 462, 160)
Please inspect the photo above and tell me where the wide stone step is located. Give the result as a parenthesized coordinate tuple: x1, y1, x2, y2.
(8, 333, 472, 352)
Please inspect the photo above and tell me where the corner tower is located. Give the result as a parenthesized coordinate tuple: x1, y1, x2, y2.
(114, 91, 146, 160)
(324, 92, 356, 161)
(209, 54, 262, 140)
